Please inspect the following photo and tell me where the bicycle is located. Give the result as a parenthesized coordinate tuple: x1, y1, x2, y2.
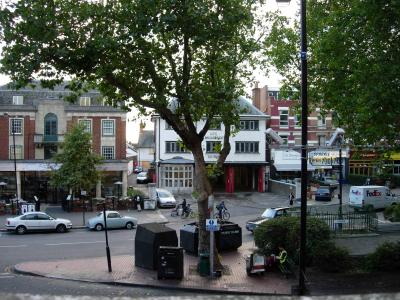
(181, 204, 196, 218)
(214, 208, 230, 221)
(170, 204, 183, 217)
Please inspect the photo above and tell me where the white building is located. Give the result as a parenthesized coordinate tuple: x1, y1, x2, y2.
(152, 97, 269, 194)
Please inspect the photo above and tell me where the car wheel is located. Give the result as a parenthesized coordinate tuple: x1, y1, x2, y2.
(95, 223, 104, 231)
(16, 225, 27, 235)
(56, 224, 67, 233)
(126, 222, 134, 230)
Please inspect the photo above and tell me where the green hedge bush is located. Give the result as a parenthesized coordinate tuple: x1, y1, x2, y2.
(384, 204, 400, 222)
(254, 216, 331, 265)
(364, 241, 400, 271)
(127, 187, 146, 198)
(312, 240, 351, 272)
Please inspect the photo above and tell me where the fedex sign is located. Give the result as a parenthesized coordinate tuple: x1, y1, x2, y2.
(366, 190, 382, 197)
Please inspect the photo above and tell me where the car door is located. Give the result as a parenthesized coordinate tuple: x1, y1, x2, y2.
(106, 212, 119, 228)
(36, 213, 55, 230)
(21, 214, 39, 230)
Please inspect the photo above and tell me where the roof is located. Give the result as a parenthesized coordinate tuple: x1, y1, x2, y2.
(0, 82, 124, 113)
(138, 130, 154, 148)
(160, 156, 194, 164)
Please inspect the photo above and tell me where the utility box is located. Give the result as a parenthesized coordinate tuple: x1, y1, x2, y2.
(135, 223, 178, 270)
(157, 246, 184, 280)
(180, 223, 199, 254)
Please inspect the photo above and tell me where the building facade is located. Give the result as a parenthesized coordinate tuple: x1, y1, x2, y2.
(0, 84, 128, 203)
(152, 97, 269, 194)
(136, 130, 155, 170)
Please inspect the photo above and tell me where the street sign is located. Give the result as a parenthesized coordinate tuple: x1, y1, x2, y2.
(206, 219, 220, 232)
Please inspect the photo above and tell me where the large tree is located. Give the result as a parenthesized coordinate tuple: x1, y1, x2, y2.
(0, 0, 264, 254)
(264, 0, 400, 147)
(50, 123, 102, 202)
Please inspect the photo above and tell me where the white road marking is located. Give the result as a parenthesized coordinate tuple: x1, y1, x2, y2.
(0, 245, 27, 248)
(45, 241, 105, 246)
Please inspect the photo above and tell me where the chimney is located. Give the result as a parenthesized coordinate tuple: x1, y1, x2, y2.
(252, 81, 261, 109)
(260, 85, 270, 114)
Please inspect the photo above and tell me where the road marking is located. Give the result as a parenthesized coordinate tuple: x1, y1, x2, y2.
(0, 245, 27, 248)
(45, 241, 105, 246)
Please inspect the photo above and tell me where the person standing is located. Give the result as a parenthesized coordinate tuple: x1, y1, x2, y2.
(289, 192, 294, 206)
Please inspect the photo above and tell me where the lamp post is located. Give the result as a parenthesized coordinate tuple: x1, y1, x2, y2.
(275, 0, 308, 295)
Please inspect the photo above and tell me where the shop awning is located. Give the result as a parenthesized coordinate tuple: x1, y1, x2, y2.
(273, 150, 316, 172)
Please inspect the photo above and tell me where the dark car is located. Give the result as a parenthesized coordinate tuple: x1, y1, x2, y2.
(315, 187, 333, 201)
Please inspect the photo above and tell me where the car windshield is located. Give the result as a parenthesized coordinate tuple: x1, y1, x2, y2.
(158, 190, 172, 198)
(261, 209, 275, 218)
(138, 172, 147, 177)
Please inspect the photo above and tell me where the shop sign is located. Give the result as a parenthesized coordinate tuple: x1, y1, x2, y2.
(308, 150, 346, 166)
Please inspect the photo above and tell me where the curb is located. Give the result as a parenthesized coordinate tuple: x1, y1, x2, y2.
(13, 264, 292, 297)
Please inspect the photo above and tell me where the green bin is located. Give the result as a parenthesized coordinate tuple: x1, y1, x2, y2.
(198, 252, 210, 276)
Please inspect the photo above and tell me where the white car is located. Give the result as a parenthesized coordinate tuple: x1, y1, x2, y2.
(136, 172, 149, 184)
(87, 211, 138, 231)
(5, 212, 72, 235)
(156, 188, 176, 208)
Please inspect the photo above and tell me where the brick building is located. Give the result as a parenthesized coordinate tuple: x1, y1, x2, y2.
(0, 83, 128, 203)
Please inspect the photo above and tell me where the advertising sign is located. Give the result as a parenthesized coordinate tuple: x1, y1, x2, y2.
(308, 150, 346, 166)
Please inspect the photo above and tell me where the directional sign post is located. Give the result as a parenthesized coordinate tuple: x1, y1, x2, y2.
(206, 219, 219, 232)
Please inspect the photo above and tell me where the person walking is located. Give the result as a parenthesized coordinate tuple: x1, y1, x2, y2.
(289, 192, 294, 206)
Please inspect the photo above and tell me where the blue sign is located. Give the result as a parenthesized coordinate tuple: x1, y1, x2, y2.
(206, 219, 220, 232)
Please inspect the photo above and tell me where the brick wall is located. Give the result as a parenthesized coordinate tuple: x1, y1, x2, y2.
(0, 116, 9, 159)
(116, 118, 126, 159)
(91, 117, 101, 155)
(24, 117, 35, 159)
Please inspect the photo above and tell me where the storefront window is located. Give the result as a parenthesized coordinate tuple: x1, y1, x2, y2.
(161, 165, 193, 189)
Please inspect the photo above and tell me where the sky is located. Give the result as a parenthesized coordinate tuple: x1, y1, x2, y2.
(0, 0, 298, 143)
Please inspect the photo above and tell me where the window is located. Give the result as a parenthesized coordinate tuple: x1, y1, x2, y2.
(44, 113, 57, 137)
(12, 96, 24, 105)
(79, 119, 92, 133)
(162, 165, 193, 189)
(206, 141, 221, 153)
(9, 145, 23, 159)
(37, 214, 51, 220)
(79, 96, 91, 106)
(318, 135, 326, 146)
(279, 110, 289, 127)
(317, 114, 326, 128)
(10, 118, 23, 135)
(235, 141, 259, 153)
(165, 141, 188, 153)
(268, 91, 279, 100)
(44, 144, 57, 160)
(102, 146, 115, 159)
(102, 120, 115, 136)
(239, 120, 259, 131)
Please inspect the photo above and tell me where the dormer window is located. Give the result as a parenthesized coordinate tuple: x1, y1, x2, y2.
(79, 96, 91, 106)
(12, 96, 24, 105)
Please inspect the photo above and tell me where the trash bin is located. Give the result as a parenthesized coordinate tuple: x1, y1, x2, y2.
(198, 252, 210, 277)
(143, 198, 156, 210)
(180, 223, 198, 254)
(215, 221, 242, 251)
(158, 246, 184, 280)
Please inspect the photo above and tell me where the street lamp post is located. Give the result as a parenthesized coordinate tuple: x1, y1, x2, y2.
(276, 0, 308, 295)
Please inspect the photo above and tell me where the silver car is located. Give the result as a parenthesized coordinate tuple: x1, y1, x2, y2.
(5, 212, 72, 234)
(246, 207, 290, 233)
(87, 211, 138, 231)
(156, 188, 176, 208)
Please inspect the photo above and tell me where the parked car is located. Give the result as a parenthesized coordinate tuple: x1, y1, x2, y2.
(246, 207, 290, 233)
(320, 176, 339, 189)
(315, 186, 333, 201)
(155, 188, 176, 208)
(134, 166, 143, 174)
(5, 212, 72, 235)
(87, 211, 138, 231)
(136, 172, 149, 184)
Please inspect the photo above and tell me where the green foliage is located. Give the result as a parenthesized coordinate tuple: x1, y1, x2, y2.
(312, 240, 351, 273)
(127, 187, 145, 198)
(254, 216, 331, 265)
(264, 0, 400, 146)
(206, 164, 224, 183)
(384, 204, 400, 222)
(50, 124, 102, 195)
(365, 241, 400, 272)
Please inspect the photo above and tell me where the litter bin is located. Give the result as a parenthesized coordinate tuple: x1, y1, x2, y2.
(143, 198, 156, 210)
(215, 221, 242, 251)
(198, 252, 210, 277)
(180, 223, 198, 254)
(158, 246, 184, 280)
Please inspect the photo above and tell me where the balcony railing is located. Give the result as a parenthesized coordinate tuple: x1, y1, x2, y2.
(34, 134, 64, 145)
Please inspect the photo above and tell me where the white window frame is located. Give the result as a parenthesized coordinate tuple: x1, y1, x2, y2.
(10, 118, 23, 135)
(12, 96, 24, 105)
(79, 119, 92, 134)
(206, 141, 221, 153)
(317, 114, 326, 128)
(318, 135, 326, 146)
(165, 141, 188, 153)
(235, 141, 259, 153)
(102, 119, 115, 136)
(239, 120, 259, 131)
(9, 145, 23, 160)
(162, 165, 193, 188)
(279, 110, 289, 127)
(79, 96, 91, 106)
(101, 146, 115, 159)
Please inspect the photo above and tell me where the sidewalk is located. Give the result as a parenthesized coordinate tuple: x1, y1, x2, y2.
(14, 240, 295, 295)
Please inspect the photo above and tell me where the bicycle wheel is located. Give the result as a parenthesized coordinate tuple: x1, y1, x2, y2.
(223, 211, 230, 221)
